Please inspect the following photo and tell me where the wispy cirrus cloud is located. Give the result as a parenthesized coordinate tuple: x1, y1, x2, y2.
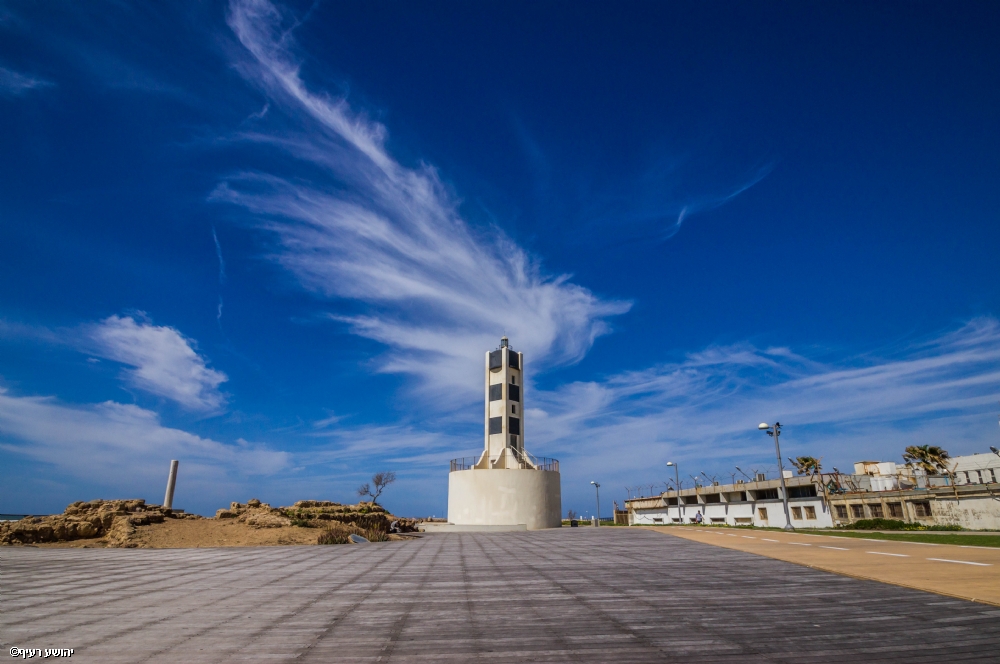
(0, 65, 53, 96)
(214, 0, 629, 399)
(250, 319, 1000, 512)
(658, 165, 773, 241)
(0, 388, 287, 512)
(527, 318, 1000, 486)
(578, 160, 774, 244)
(0, 314, 228, 413)
(84, 315, 228, 413)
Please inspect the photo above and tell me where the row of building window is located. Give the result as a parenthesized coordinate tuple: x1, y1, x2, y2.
(961, 469, 998, 484)
(754, 507, 816, 521)
(665, 486, 817, 504)
(790, 506, 817, 520)
(833, 501, 931, 519)
(645, 507, 817, 523)
(655, 507, 818, 522)
(646, 500, 935, 524)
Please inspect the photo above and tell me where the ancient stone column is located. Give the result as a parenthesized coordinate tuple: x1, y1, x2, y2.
(164, 459, 179, 509)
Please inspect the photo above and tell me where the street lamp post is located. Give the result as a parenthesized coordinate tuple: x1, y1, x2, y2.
(759, 422, 794, 530)
(666, 462, 682, 524)
(590, 481, 601, 526)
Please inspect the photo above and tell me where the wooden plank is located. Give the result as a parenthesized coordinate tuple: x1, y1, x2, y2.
(4, 529, 999, 662)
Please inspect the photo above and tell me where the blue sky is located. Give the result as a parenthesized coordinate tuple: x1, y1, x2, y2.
(2, 1, 999, 518)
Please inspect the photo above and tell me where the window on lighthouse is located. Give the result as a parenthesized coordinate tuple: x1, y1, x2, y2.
(511, 404, 516, 414)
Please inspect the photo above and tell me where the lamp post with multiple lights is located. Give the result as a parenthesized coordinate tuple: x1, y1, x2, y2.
(666, 461, 682, 523)
(758, 422, 794, 530)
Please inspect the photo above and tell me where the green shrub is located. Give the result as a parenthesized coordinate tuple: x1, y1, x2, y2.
(845, 518, 963, 532)
(317, 523, 389, 544)
(849, 518, 908, 530)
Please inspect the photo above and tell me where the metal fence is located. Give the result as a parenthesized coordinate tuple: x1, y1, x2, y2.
(449, 453, 559, 472)
(526, 455, 559, 472)
(450, 457, 479, 472)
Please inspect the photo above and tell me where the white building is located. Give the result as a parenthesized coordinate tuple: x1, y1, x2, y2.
(951, 452, 1000, 486)
(627, 451, 1000, 530)
(444, 338, 562, 530)
(627, 475, 834, 529)
(854, 461, 900, 491)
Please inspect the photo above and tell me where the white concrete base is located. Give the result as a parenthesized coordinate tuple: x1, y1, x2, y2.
(448, 468, 561, 530)
(418, 523, 528, 533)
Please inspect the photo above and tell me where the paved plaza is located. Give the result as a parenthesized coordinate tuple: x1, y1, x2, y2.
(4, 528, 1000, 663)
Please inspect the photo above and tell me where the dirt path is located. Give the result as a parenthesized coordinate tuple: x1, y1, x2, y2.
(653, 526, 1000, 606)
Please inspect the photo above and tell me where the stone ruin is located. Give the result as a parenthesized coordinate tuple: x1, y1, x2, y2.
(0, 499, 200, 547)
(219, 499, 417, 533)
(0, 497, 418, 548)
(215, 498, 292, 529)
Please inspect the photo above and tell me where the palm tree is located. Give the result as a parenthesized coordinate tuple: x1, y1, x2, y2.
(902, 445, 951, 475)
(788, 456, 822, 476)
(787, 456, 829, 518)
(904, 444, 961, 500)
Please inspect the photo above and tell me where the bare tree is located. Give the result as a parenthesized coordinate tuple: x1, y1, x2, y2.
(357, 471, 397, 504)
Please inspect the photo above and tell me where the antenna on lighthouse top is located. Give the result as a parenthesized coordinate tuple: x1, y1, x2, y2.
(500, 336, 508, 348)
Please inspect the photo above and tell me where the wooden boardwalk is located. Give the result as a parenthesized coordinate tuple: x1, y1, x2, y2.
(661, 526, 1000, 605)
(4, 528, 1000, 662)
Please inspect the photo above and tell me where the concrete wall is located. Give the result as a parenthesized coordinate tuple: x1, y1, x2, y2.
(828, 485, 1000, 529)
(448, 468, 561, 530)
(931, 496, 1000, 530)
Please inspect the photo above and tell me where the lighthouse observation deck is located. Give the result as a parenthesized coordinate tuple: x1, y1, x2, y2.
(450, 452, 559, 472)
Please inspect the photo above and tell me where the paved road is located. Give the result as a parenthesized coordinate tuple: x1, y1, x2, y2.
(660, 526, 1000, 606)
(4, 528, 1000, 663)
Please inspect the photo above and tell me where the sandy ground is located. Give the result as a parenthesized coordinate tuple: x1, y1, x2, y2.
(653, 525, 1000, 606)
(34, 519, 326, 548)
(142, 519, 321, 547)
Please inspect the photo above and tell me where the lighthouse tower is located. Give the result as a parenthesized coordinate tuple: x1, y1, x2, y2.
(446, 337, 562, 530)
(485, 336, 525, 466)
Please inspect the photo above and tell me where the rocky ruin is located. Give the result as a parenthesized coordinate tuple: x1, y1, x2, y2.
(215, 499, 292, 529)
(0, 499, 200, 547)
(219, 499, 417, 533)
(1, 497, 417, 548)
